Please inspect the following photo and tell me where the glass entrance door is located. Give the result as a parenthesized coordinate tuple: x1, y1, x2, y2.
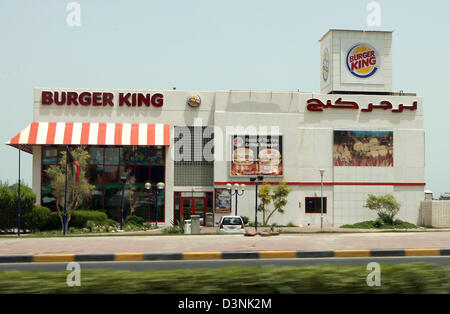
(181, 198, 193, 222)
(193, 198, 205, 225)
(180, 197, 206, 226)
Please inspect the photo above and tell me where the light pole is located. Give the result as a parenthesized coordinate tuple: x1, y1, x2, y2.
(145, 182, 152, 224)
(155, 182, 165, 227)
(120, 175, 126, 231)
(146, 182, 165, 227)
(226, 183, 245, 216)
(319, 169, 325, 232)
(250, 175, 264, 232)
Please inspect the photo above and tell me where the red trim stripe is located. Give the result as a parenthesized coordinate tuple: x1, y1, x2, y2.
(97, 123, 106, 145)
(28, 122, 39, 144)
(46, 122, 57, 144)
(63, 122, 74, 145)
(130, 124, 139, 145)
(9, 133, 21, 145)
(114, 123, 123, 145)
(80, 123, 90, 145)
(147, 124, 155, 145)
(214, 181, 426, 186)
(163, 124, 170, 146)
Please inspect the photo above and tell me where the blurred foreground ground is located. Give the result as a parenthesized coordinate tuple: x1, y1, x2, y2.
(1, 227, 449, 255)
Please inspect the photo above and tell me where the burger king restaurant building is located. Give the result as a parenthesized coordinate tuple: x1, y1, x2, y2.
(6, 30, 425, 227)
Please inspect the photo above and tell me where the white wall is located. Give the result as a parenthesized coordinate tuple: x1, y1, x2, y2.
(32, 87, 425, 226)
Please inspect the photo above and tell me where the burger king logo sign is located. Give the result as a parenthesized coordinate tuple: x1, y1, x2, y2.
(346, 43, 379, 78)
(322, 48, 329, 82)
(187, 95, 201, 108)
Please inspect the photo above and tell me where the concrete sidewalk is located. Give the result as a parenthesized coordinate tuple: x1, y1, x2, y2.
(1, 229, 450, 256)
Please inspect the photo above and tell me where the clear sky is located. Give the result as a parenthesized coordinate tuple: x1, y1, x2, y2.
(1, 0, 449, 197)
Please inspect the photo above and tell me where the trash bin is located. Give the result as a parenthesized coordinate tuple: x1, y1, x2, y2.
(191, 215, 201, 234)
(184, 220, 191, 234)
(205, 213, 214, 227)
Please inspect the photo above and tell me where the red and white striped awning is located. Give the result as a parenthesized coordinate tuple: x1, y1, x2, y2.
(6, 122, 171, 153)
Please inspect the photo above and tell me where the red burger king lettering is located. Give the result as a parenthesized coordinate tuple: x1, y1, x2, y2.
(41, 91, 164, 107)
(349, 50, 376, 71)
(346, 44, 379, 78)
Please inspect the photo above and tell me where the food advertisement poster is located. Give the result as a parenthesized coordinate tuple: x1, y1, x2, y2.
(333, 130, 393, 167)
(215, 188, 231, 213)
(231, 135, 283, 176)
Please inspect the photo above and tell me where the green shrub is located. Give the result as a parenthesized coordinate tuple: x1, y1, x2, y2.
(0, 182, 14, 231)
(163, 224, 184, 234)
(341, 219, 417, 229)
(240, 216, 249, 225)
(47, 212, 62, 231)
(23, 206, 52, 232)
(364, 194, 400, 225)
(0, 182, 36, 232)
(70, 210, 108, 228)
(125, 215, 144, 226)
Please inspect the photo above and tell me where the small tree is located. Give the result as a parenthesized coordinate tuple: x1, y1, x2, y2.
(257, 184, 272, 226)
(257, 181, 292, 226)
(364, 194, 400, 225)
(45, 147, 94, 233)
(267, 181, 292, 225)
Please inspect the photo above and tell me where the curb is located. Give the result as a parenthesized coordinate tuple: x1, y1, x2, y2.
(1, 248, 449, 263)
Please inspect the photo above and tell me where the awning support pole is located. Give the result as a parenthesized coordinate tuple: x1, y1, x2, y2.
(17, 147, 21, 237)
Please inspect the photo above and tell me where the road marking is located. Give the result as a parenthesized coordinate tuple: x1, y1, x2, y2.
(404, 248, 440, 256)
(334, 250, 371, 257)
(115, 253, 144, 261)
(183, 252, 222, 260)
(258, 251, 297, 259)
(33, 254, 75, 263)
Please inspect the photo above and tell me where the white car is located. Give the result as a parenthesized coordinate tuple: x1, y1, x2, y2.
(218, 216, 246, 234)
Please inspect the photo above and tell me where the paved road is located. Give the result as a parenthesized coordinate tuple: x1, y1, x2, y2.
(1, 231, 450, 255)
(0, 256, 449, 272)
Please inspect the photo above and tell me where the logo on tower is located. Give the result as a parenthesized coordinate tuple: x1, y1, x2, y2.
(346, 43, 379, 78)
(322, 48, 329, 82)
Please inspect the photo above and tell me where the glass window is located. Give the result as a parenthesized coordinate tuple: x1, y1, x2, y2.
(122, 184, 136, 218)
(136, 166, 150, 183)
(150, 190, 164, 222)
(90, 147, 104, 164)
(104, 165, 119, 183)
(104, 184, 120, 220)
(150, 146, 165, 165)
(41, 184, 56, 210)
(135, 185, 150, 221)
(135, 147, 150, 165)
(150, 166, 165, 183)
(42, 165, 52, 184)
(119, 166, 135, 182)
(43, 147, 58, 164)
(41, 144, 165, 222)
(305, 197, 327, 214)
(174, 196, 181, 224)
(120, 147, 135, 165)
(105, 147, 119, 165)
(90, 185, 103, 211)
(206, 192, 213, 213)
(89, 165, 104, 184)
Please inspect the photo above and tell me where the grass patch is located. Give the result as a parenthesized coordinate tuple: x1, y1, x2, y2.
(0, 263, 448, 294)
(341, 220, 418, 229)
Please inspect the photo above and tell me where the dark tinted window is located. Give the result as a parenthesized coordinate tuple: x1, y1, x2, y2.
(222, 217, 243, 225)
